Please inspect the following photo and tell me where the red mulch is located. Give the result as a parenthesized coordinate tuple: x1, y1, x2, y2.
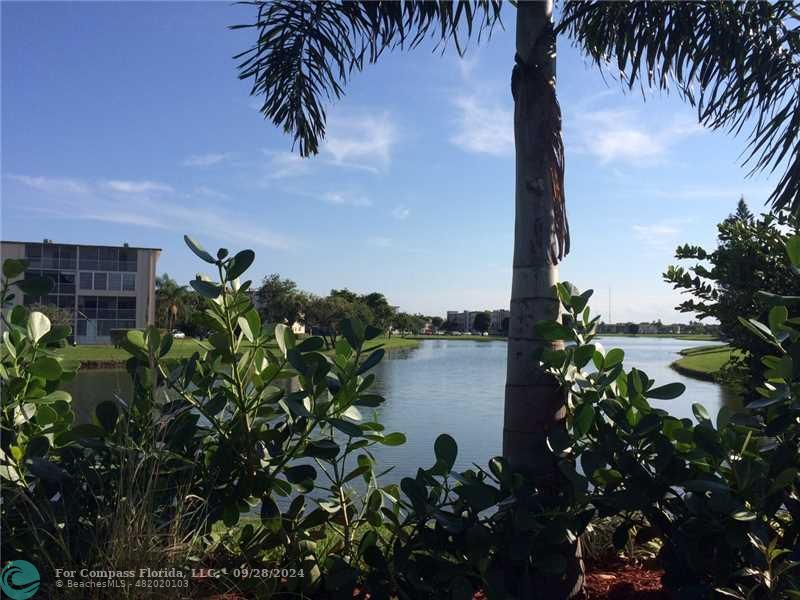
(200, 560, 668, 599)
(579, 560, 668, 600)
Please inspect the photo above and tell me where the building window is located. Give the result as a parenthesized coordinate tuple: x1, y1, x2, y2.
(118, 297, 136, 320)
(78, 296, 98, 318)
(59, 246, 77, 270)
(79, 272, 93, 290)
(59, 272, 75, 295)
(25, 244, 42, 268)
(98, 297, 116, 319)
(119, 248, 138, 272)
(79, 246, 99, 271)
(42, 245, 59, 269)
(99, 247, 117, 271)
(122, 273, 136, 291)
(109, 272, 122, 291)
(94, 272, 107, 290)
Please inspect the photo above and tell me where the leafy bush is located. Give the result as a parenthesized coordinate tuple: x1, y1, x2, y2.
(664, 201, 800, 386)
(538, 249, 800, 597)
(3, 235, 798, 599)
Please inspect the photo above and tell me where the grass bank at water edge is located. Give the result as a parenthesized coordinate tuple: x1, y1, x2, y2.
(670, 344, 742, 381)
(57, 336, 419, 368)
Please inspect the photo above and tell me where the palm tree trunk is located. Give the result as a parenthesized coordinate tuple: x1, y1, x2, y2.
(504, 1, 582, 597)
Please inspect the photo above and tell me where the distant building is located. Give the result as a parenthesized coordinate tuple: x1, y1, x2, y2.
(490, 309, 510, 333)
(446, 308, 509, 333)
(1, 239, 160, 344)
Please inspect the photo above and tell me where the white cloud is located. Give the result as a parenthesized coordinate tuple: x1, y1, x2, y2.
(632, 223, 680, 238)
(391, 205, 410, 220)
(367, 236, 392, 248)
(7, 174, 90, 194)
(323, 111, 396, 172)
(632, 219, 688, 252)
(11, 173, 290, 251)
(265, 151, 311, 179)
(182, 153, 230, 167)
(192, 186, 230, 201)
(571, 110, 703, 166)
(456, 54, 479, 79)
(651, 184, 772, 202)
(103, 179, 174, 194)
(322, 192, 372, 207)
(450, 95, 513, 156)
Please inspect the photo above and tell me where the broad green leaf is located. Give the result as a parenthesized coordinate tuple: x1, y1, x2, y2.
(379, 432, 406, 446)
(39, 390, 71, 404)
(31, 357, 62, 380)
(604, 348, 624, 369)
(330, 418, 362, 437)
(535, 320, 573, 341)
(285, 464, 316, 484)
(184, 235, 216, 263)
(296, 336, 324, 352)
(27, 312, 51, 343)
(692, 403, 710, 422)
(571, 289, 594, 313)
(646, 382, 685, 400)
(274, 323, 294, 356)
(434, 433, 458, 472)
(574, 403, 595, 437)
(341, 405, 363, 421)
(357, 348, 384, 374)
(15, 276, 53, 296)
(768, 305, 788, 333)
(2, 258, 27, 279)
(738, 317, 780, 347)
(226, 249, 255, 280)
(10, 305, 29, 327)
(40, 325, 71, 345)
(785, 235, 800, 268)
(238, 315, 255, 342)
(261, 496, 281, 533)
(573, 344, 596, 368)
(190, 279, 222, 299)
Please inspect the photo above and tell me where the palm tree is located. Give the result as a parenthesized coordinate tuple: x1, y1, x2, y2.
(234, 1, 800, 595)
(155, 273, 189, 332)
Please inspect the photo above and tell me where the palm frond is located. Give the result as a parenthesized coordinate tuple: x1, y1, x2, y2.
(233, 0, 503, 156)
(558, 0, 800, 215)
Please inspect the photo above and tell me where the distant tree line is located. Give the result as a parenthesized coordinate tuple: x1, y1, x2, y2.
(256, 274, 443, 347)
(154, 272, 443, 348)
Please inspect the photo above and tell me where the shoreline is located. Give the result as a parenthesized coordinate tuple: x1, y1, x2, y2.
(60, 336, 420, 370)
(669, 344, 737, 382)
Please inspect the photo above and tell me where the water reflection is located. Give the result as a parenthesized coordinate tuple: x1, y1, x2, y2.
(65, 337, 736, 484)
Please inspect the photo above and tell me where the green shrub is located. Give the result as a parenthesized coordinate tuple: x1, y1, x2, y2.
(3, 235, 798, 599)
(537, 248, 800, 598)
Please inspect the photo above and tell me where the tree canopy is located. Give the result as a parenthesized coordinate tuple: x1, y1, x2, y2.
(237, 0, 800, 214)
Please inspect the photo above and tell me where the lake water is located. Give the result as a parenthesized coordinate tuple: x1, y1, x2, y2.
(66, 337, 735, 483)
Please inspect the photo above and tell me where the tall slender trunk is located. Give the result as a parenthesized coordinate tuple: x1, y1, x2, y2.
(504, 2, 582, 597)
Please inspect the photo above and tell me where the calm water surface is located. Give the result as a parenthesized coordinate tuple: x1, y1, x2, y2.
(67, 337, 735, 482)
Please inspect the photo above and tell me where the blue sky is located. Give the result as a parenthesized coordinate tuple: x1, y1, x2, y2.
(2, 2, 777, 322)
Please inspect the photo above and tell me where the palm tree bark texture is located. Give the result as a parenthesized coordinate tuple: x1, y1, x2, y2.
(505, 2, 582, 597)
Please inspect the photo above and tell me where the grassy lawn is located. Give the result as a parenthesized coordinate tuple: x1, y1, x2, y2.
(57, 335, 418, 367)
(670, 344, 743, 381)
(57, 338, 209, 363)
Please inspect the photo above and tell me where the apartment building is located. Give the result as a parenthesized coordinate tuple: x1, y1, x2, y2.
(446, 308, 510, 333)
(1, 239, 160, 344)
